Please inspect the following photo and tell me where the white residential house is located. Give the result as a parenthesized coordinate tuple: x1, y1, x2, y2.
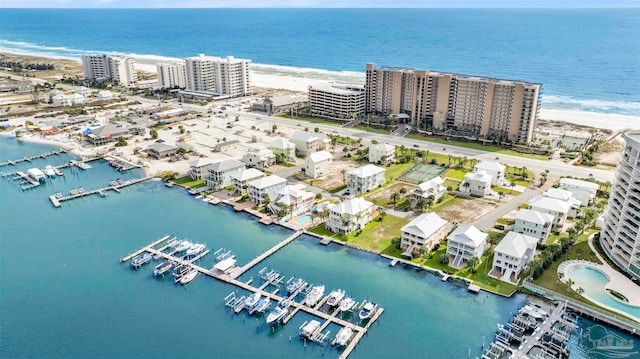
(474, 161, 506, 186)
(559, 178, 599, 206)
(248, 175, 287, 205)
(400, 212, 448, 257)
(461, 171, 492, 197)
(411, 177, 446, 204)
(51, 94, 72, 107)
(271, 184, 315, 217)
(305, 150, 333, 179)
(368, 143, 396, 165)
(268, 138, 296, 161)
(290, 131, 329, 156)
(68, 93, 86, 105)
(543, 187, 581, 215)
(242, 148, 276, 170)
(231, 168, 265, 194)
(97, 90, 113, 101)
(205, 159, 245, 189)
(74, 86, 91, 97)
(492, 231, 538, 283)
(527, 196, 572, 231)
(513, 209, 555, 243)
(446, 224, 487, 268)
(347, 164, 386, 194)
(188, 157, 215, 180)
(326, 197, 374, 234)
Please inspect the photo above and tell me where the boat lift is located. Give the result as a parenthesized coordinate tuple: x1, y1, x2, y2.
(214, 248, 234, 261)
(299, 320, 331, 347)
(224, 292, 248, 313)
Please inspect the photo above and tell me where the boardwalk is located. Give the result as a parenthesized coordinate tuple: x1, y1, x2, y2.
(0, 149, 68, 167)
(230, 230, 304, 279)
(49, 176, 154, 208)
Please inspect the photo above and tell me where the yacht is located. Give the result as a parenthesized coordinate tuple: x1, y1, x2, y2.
(304, 285, 325, 307)
(300, 320, 321, 339)
(173, 264, 191, 279)
(179, 269, 198, 285)
(339, 297, 356, 312)
(253, 297, 271, 314)
(44, 165, 56, 178)
(286, 277, 306, 294)
(358, 301, 377, 320)
(130, 253, 152, 269)
(326, 289, 345, 307)
(153, 261, 173, 276)
(185, 243, 206, 257)
(244, 292, 261, 310)
(174, 240, 193, 253)
(266, 299, 291, 325)
(334, 327, 353, 346)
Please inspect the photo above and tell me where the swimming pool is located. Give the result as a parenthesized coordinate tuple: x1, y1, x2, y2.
(296, 214, 313, 225)
(567, 265, 640, 320)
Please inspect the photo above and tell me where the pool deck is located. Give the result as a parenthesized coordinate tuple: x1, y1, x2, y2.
(559, 234, 640, 308)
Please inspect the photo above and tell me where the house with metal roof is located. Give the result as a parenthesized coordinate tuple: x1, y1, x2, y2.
(400, 212, 448, 258)
(446, 224, 487, 268)
(305, 150, 333, 178)
(513, 209, 555, 243)
(205, 159, 245, 189)
(326, 197, 374, 234)
(491, 231, 538, 283)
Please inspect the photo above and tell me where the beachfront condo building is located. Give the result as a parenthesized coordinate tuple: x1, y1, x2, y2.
(184, 54, 251, 97)
(157, 61, 187, 89)
(364, 64, 541, 143)
(82, 54, 137, 86)
(308, 83, 365, 120)
(600, 130, 640, 280)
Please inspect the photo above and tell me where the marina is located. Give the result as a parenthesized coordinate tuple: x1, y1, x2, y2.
(0, 148, 68, 167)
(121, 234, 385, 358)
(48, 176, 154, 208)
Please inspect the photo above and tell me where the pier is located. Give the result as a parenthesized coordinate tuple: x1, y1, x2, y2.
(49, 176, 154, 208)
(121, 235, 385, 358)
(229, 230, 304, 279)
(0, 149, 68, 167)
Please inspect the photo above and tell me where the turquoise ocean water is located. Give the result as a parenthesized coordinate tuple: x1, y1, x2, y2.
(0, 139, 637, 357)
(0, 8, 638, 116)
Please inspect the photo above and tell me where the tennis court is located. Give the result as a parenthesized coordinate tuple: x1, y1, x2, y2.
(399, 162, 447, 184)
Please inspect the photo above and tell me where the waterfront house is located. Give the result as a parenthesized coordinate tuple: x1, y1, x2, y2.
(460, 171, 492, 197)
(305, 150, 333, 178)
(410, 177, 446, 204)
(205, 159, 245, 189)
(268, 138, 296, 161)
(491, 231, 538, 283)
(242, 147, 276, 170)
(270, 184, 315, 217)
(231, 168, 265, 195)
(473, 161, 506, 187)
(513, 209, 555, 243)
(446, 224, 487, 268)
(69, 93, 86, 105)
(146, 143, 178, 159)
(291, 131, 329, 156)
(559, 178, 599, 206)
(527, 196, 572, 231)
(188, 157, 215, 180)
(326, 197, 374, 234)
(368, 143, 396, 165)
(400, 212, 448, 257)
(347, 164, 386, 194)
(248, 175, 287, 205)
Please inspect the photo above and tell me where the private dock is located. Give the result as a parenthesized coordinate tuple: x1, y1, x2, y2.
(0, 149, 68, 167)
(121, 235, 384, 358)
(49, 176, 153, 208)
(229, 230, 304, 279)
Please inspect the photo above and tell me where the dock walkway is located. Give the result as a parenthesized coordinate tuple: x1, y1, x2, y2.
(0, 149, 67, 167)
(230, 230, 304, 279)
(49, 176, 153, 208)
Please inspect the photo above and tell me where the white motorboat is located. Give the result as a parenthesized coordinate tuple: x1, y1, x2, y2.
(244, 292, 261, 310)
(339, 297, 356, 312)
(304, 285, 325, 307)
(174, 240, 193, 252)
(334, 327, 353, 346)
(153, 261, 173, 276)
(179, 269, 198, 285)
(44, 165, 56, 178)
(185, 243, 206, 256)
(358, 301, 377, 320)
(326, 289, 345, 307)
(130, 253, 152, 269)
(286, 277, 306, 294)
(266, 299, 291, 325)
(300, 320, 321, 339)
(253, 297, 271, 313)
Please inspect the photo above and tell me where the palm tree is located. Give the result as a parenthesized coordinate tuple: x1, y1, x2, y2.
(576, 287, 585, 297)
(510, 181, 516, 194)
(261, 193, 271, 207)
(341, 169, 347, 185)
(416, 197, 427, 212)
(399, 187, 407, 198)
(565, 279, 575, 292)
(390, 192, 400, 207)
(467, 256, 480, 273)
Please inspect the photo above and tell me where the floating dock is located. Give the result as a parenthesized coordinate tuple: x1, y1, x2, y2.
(121, 234, 384, 359)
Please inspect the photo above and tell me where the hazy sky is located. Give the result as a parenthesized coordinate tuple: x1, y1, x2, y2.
(1, 0, 638, 8)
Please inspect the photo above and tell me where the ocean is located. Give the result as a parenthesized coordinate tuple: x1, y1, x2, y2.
(0, 8, 639, 116)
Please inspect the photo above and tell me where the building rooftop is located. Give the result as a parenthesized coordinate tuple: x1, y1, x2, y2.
(90, 124, 128, 138)
(210, 159, 245, 172)
(268, 138, 295, 149)
(415, 177, 445, 191)
(348, 164, 386, 178)
(276, 184, 314, 205)
(291, 131, 328, 143)
(474, 161, 506, 172)
(331, 197, 373, 216)
(559, 178, 599, 189)
(231, 168, 265, 182)
(266, 94, 307, 107)
(217, 140, 240, 147)
(309, 82, 365, 95)
(370, 143, 395, 153)
(189, 157, 215, 168)
(528, 196, 572, 213)
(447, 224, 487, 248)
(515, 209, 555, 225)
(543, 188, 575, 202)
(248, 174, 287, 189)
(494, 231, 538, 259)
(464, 171, 492, 183)
(307, 150, 333, 163)
(401, 212, 448, 239)
(146, 143, 177, 152)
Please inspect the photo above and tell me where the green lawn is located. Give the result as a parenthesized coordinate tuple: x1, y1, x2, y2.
(442, 179, 460, 191)
(493, 186, 522, 194)
(385, 162, 415, 181)
(173, 176, 206, 189)
(275, 113, 340, 126)
(308, 225, 335, 238)
(345, 214, 410, 252)
(352, 125, 391, 135)
(505, 176, 533, 187)
(429, 194, 462, 212)
(442, 167, 469, 180)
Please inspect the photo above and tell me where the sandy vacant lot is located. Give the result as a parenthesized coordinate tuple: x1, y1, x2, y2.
(365, 182, 412, 207)
(594, 134, 623, 167)
(437, 197, 498, 223)
(311, 159, 360, 191)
